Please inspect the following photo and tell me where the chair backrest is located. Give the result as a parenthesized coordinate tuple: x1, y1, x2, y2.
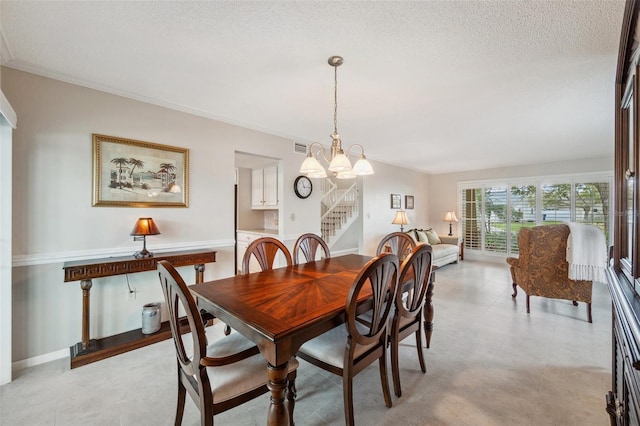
(395, 244, 433, 321)
(242, 236, 293, 275)
(517, 224, 570, 274)
(376, 232, 416, 262)
(157, 260, 208, 380)
(346, 253, 399, 351)
(292, 233, 331, 264)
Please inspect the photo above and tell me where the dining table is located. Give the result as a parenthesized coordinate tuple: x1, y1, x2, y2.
(188, 253, 436, 426)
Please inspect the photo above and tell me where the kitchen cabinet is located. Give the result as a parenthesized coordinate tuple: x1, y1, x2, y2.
(251, 165, 278, 209)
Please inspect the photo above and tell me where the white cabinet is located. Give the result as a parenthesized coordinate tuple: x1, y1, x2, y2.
(251, 165, 278, 209)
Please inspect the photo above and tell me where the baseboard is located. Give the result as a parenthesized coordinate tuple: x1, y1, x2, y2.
(12, 348, 68, 371)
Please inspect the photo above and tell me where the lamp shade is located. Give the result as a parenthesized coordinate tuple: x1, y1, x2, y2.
(443, 211, 458, 222)
(299, 154, 325, 175)
(130, 218, 161, 236)
(352, 157, 374, 175)
(392, 210, 410, 226)
(327, 151, 352, 172)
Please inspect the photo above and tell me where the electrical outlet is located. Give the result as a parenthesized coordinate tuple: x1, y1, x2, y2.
(128, 288, 136, 300)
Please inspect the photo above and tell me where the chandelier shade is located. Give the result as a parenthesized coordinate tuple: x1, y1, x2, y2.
(299, 55, 374, 179)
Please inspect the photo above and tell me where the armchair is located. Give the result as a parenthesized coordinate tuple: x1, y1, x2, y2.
(506, 224, 593, 323)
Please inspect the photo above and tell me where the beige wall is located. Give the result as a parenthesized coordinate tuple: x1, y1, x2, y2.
(3, 67, 431, 364)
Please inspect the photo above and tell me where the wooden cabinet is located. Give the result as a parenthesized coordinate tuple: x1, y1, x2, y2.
(608, 2, 640, 424)
(251, 165, 278, 209)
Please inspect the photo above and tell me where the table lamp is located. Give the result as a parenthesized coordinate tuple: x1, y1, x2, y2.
(443, 211, 458, 236)
(130, 217, 161, 258)
(392, 210, 409, 232)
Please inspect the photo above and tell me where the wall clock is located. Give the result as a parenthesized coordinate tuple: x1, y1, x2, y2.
(294, 175, 313, 199)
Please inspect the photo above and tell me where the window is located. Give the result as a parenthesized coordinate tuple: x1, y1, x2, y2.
(459, 175, 611, 256)
(484, 186, 507, 253)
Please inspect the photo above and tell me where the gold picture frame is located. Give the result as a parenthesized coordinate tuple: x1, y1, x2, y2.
(92, 134, 189, 207)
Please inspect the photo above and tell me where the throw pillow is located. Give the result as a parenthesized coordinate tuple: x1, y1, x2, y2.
(416, 229, 429, 244)
(404, 230, 419, 244)
(425, 228, 441, 245)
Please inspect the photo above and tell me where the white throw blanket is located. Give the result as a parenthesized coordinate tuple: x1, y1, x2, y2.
(566, 222, 607, 283)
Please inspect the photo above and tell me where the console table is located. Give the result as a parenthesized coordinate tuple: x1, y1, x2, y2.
(63, 248, 216, 368)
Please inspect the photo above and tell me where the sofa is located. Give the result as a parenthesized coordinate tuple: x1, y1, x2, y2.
(404, 228, 460, 267)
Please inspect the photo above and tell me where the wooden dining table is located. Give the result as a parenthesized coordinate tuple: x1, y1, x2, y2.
(188, 253, 436, 425)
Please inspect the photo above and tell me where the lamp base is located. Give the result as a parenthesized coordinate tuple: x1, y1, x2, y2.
(448, 222, 453, 236)
(133, 249, 153, 259)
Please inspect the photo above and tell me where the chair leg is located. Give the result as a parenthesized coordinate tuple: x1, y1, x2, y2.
(416, 328, 426, 373)
(587, 302, 593, 323)
(175, 379, 187, 426)
(224, 324, 231, 335)
(512, 282, 518, 298)
(378, 349, 393, 408)
(572, 300, 579, 306)
(286, 370, 297, 426)
(343, 370, 355, 426)
(526, 295, 530, 314)
(391, 332, 401, 397)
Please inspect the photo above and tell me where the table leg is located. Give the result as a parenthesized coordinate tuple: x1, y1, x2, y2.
(424, 273, 435, 349)
(267, 362, 290, 426)
(80, 279, 92, 349)
(194, 264, 205, 283)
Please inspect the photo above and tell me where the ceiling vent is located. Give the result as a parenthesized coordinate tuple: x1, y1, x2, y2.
(293, 141, 307, 155)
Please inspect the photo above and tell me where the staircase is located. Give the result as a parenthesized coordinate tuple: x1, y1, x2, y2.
(320, 178, 359, 248)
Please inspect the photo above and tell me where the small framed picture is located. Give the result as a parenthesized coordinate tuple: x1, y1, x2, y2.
(405, 195, 414, 209)
(391, 193, 401, 209)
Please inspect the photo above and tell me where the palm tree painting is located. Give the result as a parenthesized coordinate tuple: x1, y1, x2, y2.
(128, 158, 144, 180)
(110, 157, 129, 188)
(94, 134, 188, 207)
(159, 162, 177, 191)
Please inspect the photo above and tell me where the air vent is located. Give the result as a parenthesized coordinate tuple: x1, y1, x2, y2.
(293, 141, 308, 155)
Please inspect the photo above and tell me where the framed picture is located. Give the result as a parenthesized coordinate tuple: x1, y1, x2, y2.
(92, 134, 189, 207)
(405, 195, 414, 209)
(390, 193, 401, 209)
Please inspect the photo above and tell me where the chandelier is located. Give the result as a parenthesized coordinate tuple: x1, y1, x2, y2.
(299, 56, 374, 179)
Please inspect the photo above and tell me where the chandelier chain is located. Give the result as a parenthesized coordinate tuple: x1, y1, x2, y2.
(334, 63, 338, 135)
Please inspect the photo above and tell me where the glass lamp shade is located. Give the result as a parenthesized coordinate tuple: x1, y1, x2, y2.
(130, 218, 161, 236)
(443, 211, 458, 222)
(327, 151, 352, 172)
(392, 210, 410, 226)
(352, 157, 374, 175)
(307, 169, 328, 178)
(299, 154, 325, 175)
(336, 169, 357, 179)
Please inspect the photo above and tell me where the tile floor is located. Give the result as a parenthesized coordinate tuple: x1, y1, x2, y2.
(0, 260, 612, 425)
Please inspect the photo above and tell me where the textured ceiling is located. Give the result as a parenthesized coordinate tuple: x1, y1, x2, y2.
(0, 1, 626, 174)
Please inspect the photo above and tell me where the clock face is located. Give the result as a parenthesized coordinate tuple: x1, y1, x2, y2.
(294, 176, 313, 199)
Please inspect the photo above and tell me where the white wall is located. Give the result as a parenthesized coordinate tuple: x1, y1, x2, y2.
(362, 161, 430, 255)
(3, 67, 432, 364)
(429, 156, 614, 238)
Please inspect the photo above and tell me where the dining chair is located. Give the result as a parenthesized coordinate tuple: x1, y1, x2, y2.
(296, 253, 399, 426)
(157, 260, 298, 426)
(390, 243, 433, 397)
(376, 232, 416, 262)
(241, 236, 293, 275)
(292, 233, 331, 264)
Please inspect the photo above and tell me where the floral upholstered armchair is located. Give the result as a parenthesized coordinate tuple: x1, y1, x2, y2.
(506, 224, 593, 323)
